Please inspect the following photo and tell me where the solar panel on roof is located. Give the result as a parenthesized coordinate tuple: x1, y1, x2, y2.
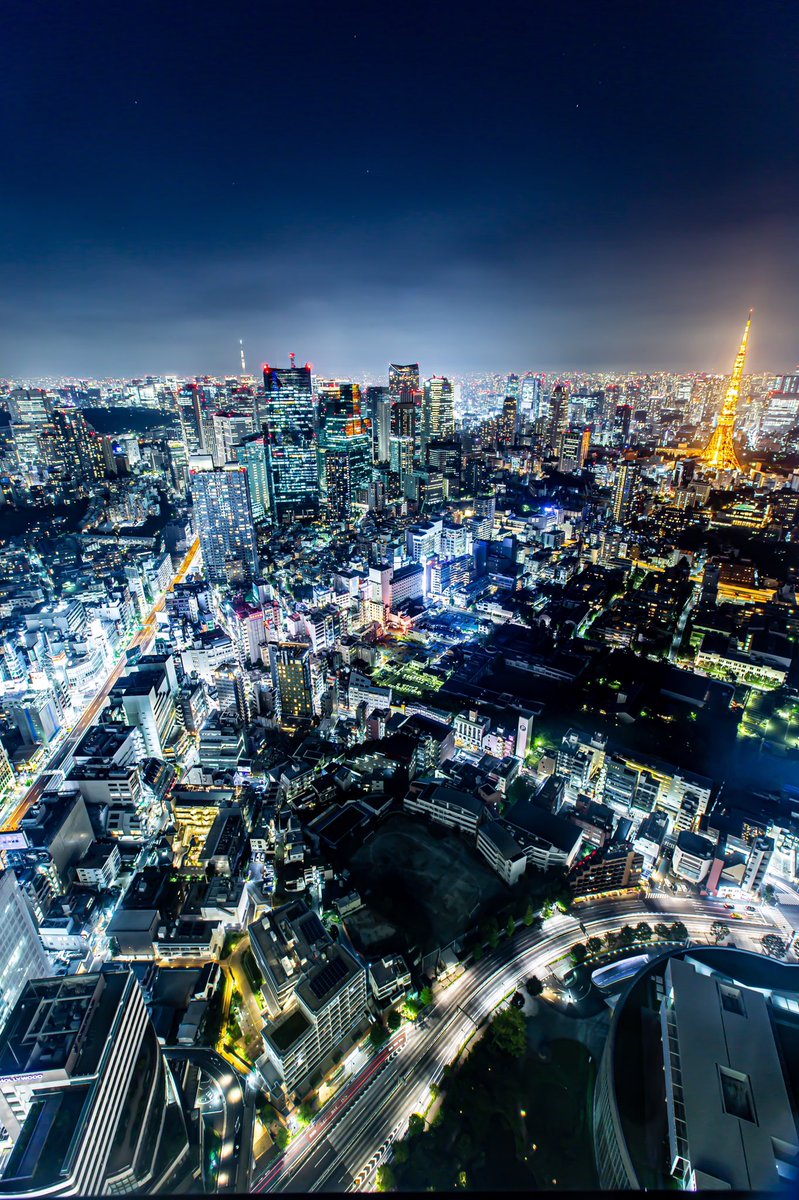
(308, 956, 348, 999)
(299, 913, 326, 944)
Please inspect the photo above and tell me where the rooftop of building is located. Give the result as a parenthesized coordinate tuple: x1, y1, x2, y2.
(0, 972, 126, 1079)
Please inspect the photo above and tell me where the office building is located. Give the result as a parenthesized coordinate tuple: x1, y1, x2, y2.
(558, 426, 591, 472)
(0, 970, 193, 1195)
(366, 385, 391, 463)
(262, 363, 320, 523)
(189, 456, 259, 583)
(0, 870, 51, 1035)
(594, 948, 799, 1190)
(388, 362, 420, 401)
(235, 432, 270, 521)
(421, 376, 454, 452)
(498, 394, 519, 447)
(210, 409, 253, 466)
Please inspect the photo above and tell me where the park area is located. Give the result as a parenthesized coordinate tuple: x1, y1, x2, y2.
(350, 814, 507, 953)
(391, 1003, 598, 1192)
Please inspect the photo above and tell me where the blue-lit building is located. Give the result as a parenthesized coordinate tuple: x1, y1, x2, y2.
(189, 457, 258, 583)
(262, 364, 320, 524)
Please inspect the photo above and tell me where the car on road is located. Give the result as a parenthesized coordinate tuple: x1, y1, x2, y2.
(745, 905, 756, 912)
(723, 902, 734, 909)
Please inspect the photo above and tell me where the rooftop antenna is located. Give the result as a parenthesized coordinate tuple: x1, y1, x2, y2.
(239, 339, 247, 374)
(289, 351, 296, 369)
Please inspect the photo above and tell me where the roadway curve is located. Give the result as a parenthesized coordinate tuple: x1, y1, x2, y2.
(2, 536, 201, 831)
(253, 894, 780, 1194)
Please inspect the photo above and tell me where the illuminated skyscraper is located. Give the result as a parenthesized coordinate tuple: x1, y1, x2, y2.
(521, 373, 545, 418)
(388, 362, 420, 401)
(269, 642, 315, 724)
(210, 410, 254, 466)
(701, 311, 752, 472)
(559, 427, 591, 472)
(421, 376, 455, 452)
(547, 384, 569, 450)
(365, 385, 391, 463)
(190, 456, 258, 583)
(235, 433, 270, 521)
(262, 363, 320, 523)
(612, 460, 640, 526)
(498, 394, 519, 447)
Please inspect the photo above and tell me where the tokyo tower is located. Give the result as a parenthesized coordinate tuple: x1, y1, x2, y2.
(701, 310, 752, 472)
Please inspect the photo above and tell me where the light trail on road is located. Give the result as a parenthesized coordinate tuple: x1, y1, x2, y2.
(1, 536, 201, 831)
(251, 895, 783, 1194)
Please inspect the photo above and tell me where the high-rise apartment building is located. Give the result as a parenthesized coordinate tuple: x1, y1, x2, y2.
(262, 363, 320, 523)
(0, 870, 51, 1034)
(189, 456, 259, 583)
(612, 460, 640, 526)
(269, 642, 315, 724)
(250, 900, 368, 1099)
(0, 970, 193, 1195)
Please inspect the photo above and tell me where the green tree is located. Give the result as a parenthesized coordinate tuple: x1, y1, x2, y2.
(419, 986, 433, 1007)
(472, 943, 483, 962)
(392, 1140, 409, 1165)
(570, 942, 587, 964)
(654, 922, 671, 939)
(387, 1010, 402, 1032)
(274, 1126, 290, 1151)
(586, 936, 603, 956)
(370, 1022, 390, 1048)
(488, 927, 500, 949)
(407, 1113, 425, 1138)
(636, 922, 653, 941)
(523, 902, 535, 927)
(506, 914, 516, 938)
(710, 920, 729, 944)
(526, 975, 543, 996)
(762, 933, 787, 959)
(763, 884, 776, 904)
(296, 1102, 314, 1127)
(618, 924, 636, 946)
(670, 921, 689, 942)
(257, 1097, 277, 1125)
(490, 1006, 526, 1058)
(376, 1163, 396, 1192)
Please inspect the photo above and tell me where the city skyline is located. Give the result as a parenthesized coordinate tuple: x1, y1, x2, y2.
(1, 2, 798, 377)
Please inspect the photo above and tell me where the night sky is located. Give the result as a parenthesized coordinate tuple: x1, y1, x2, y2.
(1, 1, 797, 378)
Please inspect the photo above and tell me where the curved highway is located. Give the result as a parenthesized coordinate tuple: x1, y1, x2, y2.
(253, 893, 779, 1194)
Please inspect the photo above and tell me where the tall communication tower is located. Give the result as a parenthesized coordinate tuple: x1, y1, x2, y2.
(239, 339, 247, 374)
(701, 311, 752, 473)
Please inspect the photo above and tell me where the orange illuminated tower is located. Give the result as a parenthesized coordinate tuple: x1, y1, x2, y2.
(701, 310, 752, 471)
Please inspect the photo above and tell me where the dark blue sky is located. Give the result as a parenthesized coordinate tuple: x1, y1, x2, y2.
(1, 1, 797, 378)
